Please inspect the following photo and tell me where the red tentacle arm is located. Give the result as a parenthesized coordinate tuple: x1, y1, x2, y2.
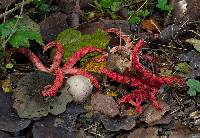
(101, 68, 144, 89)
(43, 41, 64, 71)
(10, 48, 49, 72)
(119, 89, 148, 113)
(63, 47, 104, 69)
(106, 28, 132, 48)
(42, 67, 64, 96)
(132, 40, 186, 87)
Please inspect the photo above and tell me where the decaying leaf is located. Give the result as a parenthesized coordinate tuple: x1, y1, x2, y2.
(108, 50, 132, 73)
(178, 52, 200, 78)
(1, 75, 12, 93)
(0, 131, 11, 138)
(141, 100, 170, 124)
(128, 127, 159, 138)
(39, 12, 69, 41)
(101, 115, 136, 131)
(168, 123, 200, 138)
(91, 93, 120, 117)
(0, 90, 31, 132)
(13, 71, 73, 119)
(32, 103, 85, 138)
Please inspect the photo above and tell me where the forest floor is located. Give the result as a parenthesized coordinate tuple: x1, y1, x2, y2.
(0, 0, 200, 137)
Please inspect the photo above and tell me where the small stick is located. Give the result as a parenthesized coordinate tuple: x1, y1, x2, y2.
(0, 0, 33, 19)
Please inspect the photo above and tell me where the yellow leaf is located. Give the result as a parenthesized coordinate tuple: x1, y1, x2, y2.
(1, 75, 12, 93)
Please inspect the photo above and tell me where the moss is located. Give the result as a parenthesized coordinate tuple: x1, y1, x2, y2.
(81, 55, 107, 73)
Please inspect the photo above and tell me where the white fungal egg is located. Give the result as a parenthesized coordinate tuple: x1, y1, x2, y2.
(67, 75, 93, 102)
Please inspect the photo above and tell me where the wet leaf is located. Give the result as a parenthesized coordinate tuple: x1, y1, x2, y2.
(13, 71, 73, 119)
(0, 90, 31, 132)
(101, 115, 136, 131)
(128, 127, 159, 138)
(187, 79, 200, 96)
(32, 103, 85, 138)
(0, 131, 11, 138)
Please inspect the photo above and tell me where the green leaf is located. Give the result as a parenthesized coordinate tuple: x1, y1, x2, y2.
(107, 9, 118, 19)
(9, 29, 43, 48)
(56, 29, 110, 61)
(99, 0, 114, 8)
(160, 69, 173, 76)
(0, 15, 43, 48)
(187, 79, 200, 96)
(0, 19, 17, 39)
(137, 9, 150, 17)
(128, 9, 150, 25)
(33, 0, 50, 12)
(128, 16, 141, 25)
(111, 1, 121, 12)
(186, 38, 200, 52)
(188, 88, 197, 97)
(39, 3, 50, 12)
(175, 62, 190, 74)
(6, 63, 13, 69)
(156, 0, 172, 11)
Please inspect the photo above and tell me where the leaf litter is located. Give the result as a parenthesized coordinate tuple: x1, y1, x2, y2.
(0, 0, 200, 137)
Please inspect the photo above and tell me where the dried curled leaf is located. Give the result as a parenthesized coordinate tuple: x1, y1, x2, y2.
(141, 19, 160, 31)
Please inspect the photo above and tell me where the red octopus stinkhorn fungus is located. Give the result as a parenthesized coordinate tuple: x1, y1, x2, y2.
(10, 43, 103, 96)
(10, 28, 186, 113)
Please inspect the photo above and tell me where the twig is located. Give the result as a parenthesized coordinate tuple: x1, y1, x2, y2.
(128, 0, 148, 20)
(0, 0, 33, 19)
(136, 0, 148, 12)
(2, 0, 25, 49)
(3, 6, 9, 23)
